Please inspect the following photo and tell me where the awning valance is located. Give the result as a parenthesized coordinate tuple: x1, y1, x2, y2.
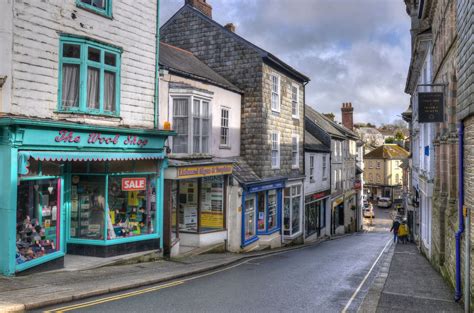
(18, 151, 164, 175)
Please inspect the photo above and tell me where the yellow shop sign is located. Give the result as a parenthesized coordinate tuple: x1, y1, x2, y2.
(177, 164, 233, 179)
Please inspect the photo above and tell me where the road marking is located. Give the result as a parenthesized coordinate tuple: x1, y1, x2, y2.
(43, 281, 184, 313)
(341, 238, 392, 313)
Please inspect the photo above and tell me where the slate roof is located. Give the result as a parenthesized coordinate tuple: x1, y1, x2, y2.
(304, 130, 330, 153)
(364, 144, 410, 159)
(231, 157, 260, 184)
(159, 42, 241, 93)
(305, 105, 345, 139)
(162, 5, 309, 83)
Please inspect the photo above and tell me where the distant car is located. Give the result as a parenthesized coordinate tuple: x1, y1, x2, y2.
(363, 206, 375, 218)
(363, 200, 369, 208)
(377, 197, 392, 208)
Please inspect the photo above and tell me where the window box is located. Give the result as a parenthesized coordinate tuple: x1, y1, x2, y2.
(58, 36, 121, 116)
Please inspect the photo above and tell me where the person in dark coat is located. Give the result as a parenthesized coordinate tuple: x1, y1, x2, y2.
(390, 219, 401, 243)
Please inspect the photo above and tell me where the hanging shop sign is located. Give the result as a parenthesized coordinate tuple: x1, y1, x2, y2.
(418, 92, 444, 123)
(354, 180, 362, 190)
(122, 177, 147, 191)
(177, 164, 233, 179)
(305, 189, 331, 203)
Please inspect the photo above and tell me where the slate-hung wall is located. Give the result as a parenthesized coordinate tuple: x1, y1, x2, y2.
(4, 1, 158, 128)
(161, 5, 305, 178)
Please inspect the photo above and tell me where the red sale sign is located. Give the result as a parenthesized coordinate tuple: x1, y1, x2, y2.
(122, 178, 147, 191)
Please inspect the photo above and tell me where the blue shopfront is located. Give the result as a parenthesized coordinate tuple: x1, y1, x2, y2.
(240, 179, 286, 247)
(0, 118, 172, 276)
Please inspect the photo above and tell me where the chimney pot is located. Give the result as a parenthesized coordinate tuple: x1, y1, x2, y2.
(341, 102, 354, 130)
(224, 23, 236, 32)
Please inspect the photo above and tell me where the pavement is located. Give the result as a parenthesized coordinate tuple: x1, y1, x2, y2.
(359, 242, 463, 313)
(0, 236, 334, 313)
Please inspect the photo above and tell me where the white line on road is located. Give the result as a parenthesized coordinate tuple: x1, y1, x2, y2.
(341, 238, 392, 313)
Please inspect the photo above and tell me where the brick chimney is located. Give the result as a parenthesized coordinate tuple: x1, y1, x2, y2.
(185, 0, 212, 18)
(224, 23, 236, 32)
(341, 102, 354, 130)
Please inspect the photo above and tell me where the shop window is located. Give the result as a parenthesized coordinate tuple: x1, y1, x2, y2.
(135, 160, 159, 173)
(88, 162, 106, 173)
(305, 199, 326, 238)
(107, 176, 156, 239)
(255, 189, 279, 234)
(59, 36, 120, 115)
(172, 97, 211, 154)
(23, 160, 62, 177)
(71, 161, 88, 173)
(171, 181, 178, 242)
(16, 179, 60, 265)
(267, 190, 277, 230)
(257, 192, 266, 231)
(199, 176, 224, 231)
(284, 185, 302, 237)
(109, 160, 135, 173)
(244, 196, 256, 240)
(178, 179, 198, 232)
(76, 0, 112, 18)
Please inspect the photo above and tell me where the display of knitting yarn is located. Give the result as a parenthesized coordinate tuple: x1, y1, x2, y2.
(16, 216, 56, 264)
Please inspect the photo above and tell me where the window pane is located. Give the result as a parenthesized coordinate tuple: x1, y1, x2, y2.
(87, 67, 100, 109)
(70, 175, 105, 240)
(16, 180, 60, 264)
(62, 64, 80, 108)
(108, 176, 156, 239)
(200, 176, 224, 231)
(63, 44, 80, 58)
(105, 52, 116, 66)
(193, 117, 200, 153)
(283, 188, 290, 235)
(104, 71, 116, 112)
(88, 47, 101, 62)
(292, 195, 301, 233)
(257, 192, 266, 231)
(268, 190, 277, 230)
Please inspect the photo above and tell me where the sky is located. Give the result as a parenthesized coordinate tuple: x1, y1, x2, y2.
(160, 0, 411, 126)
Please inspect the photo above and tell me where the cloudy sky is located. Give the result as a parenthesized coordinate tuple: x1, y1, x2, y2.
(160, 0, 411, 126)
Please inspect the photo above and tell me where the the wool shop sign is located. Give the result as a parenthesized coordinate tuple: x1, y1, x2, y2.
(54, 130, 149, 147)
(418, 92, 444, 123)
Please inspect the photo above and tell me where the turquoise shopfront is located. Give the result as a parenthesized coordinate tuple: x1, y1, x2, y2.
(0, 117, 173, 276)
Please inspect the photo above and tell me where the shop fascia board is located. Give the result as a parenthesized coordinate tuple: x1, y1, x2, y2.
(0, 117, 176, 137)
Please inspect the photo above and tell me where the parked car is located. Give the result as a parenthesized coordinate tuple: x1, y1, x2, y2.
(377, 197, 392, 208)
(363, 205, 375, 218)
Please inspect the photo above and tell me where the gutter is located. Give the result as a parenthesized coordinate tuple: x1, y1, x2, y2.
(153, 0, 160, 129)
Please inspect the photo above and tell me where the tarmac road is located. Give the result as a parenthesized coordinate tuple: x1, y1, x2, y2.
(38, 231, 392, 313)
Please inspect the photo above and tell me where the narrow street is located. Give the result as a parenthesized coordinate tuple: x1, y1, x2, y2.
(38, 230, 391, 313)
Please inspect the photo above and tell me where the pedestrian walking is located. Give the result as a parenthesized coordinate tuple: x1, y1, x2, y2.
(398, 221, 409, 244)
(390, 218, 401, 243)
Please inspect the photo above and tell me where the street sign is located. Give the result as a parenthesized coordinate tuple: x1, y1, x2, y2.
(418, 92, 444, 123)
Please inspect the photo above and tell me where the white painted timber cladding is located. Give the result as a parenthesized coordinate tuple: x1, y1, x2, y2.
(8, 0, 157, 128)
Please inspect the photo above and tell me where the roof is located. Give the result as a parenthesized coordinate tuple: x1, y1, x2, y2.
(364, 144, 410, 159)
(305, 105, 345, 139)
(162, 5, 309, 83)
(159, 42, 241, 93)
(304, 130, 330, 153)
(232, 157, 260, 184)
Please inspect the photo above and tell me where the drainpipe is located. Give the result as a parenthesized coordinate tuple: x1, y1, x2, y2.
(153, 0, 160, 129)
(455, 122, 464, 302)
(465, 204, 471, 312)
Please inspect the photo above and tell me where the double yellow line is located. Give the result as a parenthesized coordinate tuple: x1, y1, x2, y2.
(44, 281, 184, 313)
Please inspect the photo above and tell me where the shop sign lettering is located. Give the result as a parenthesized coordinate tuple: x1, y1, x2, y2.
(54, 130, 149, 147)
(122, 177, 147, 191)
(305, 190, 331, 203)
(177, 164, 233, 179)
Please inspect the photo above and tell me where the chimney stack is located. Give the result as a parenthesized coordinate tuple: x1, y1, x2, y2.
(185, 0, 212, 18)
(224, 23, 236, 32)
(341, 102, 354, 130)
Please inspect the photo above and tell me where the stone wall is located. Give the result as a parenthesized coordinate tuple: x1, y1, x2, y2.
(161, 6, 305, 178)
(3, 0, 158, 128)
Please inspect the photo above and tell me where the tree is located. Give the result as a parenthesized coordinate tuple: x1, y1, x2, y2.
(385, 137, 395, 144)
(394, 131, 405, 141)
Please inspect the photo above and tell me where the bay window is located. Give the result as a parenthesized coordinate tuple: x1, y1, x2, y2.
(283, 185, 302, 237)
(172, 97, 211, 154)
(59, 36, 120, 115)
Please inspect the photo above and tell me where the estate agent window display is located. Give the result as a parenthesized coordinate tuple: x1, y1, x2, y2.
(170, 176, 226, 235)
(68, 160, 159, 245)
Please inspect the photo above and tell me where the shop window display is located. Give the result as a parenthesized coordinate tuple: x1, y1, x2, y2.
(244, 197, 256, 240)
(16, 180, 60, 264)
(284, 185, 302, 236)
(305, 200, 321, 237)
(178, 179, 198, 232)
(267, 190, 277, 230)
(257, 192, 266, 231)
(199, 176, 224, 231)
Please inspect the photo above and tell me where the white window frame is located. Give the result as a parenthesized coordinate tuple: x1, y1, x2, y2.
(271, 131, 280, 169)
(170, 94, 212, 155)
(309, 155, 315, 182)
(271, 73, 280, 112)
(283, 184, 303, 238)
(291, 134, 299, 169)
(291, 83, 299, 119)
(220, 107, 230, 148)
(322, 155, 327, 180)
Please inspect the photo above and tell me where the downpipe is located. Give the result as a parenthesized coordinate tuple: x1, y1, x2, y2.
(465, 205, 471, 312)
(455, 122, 464, 302)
